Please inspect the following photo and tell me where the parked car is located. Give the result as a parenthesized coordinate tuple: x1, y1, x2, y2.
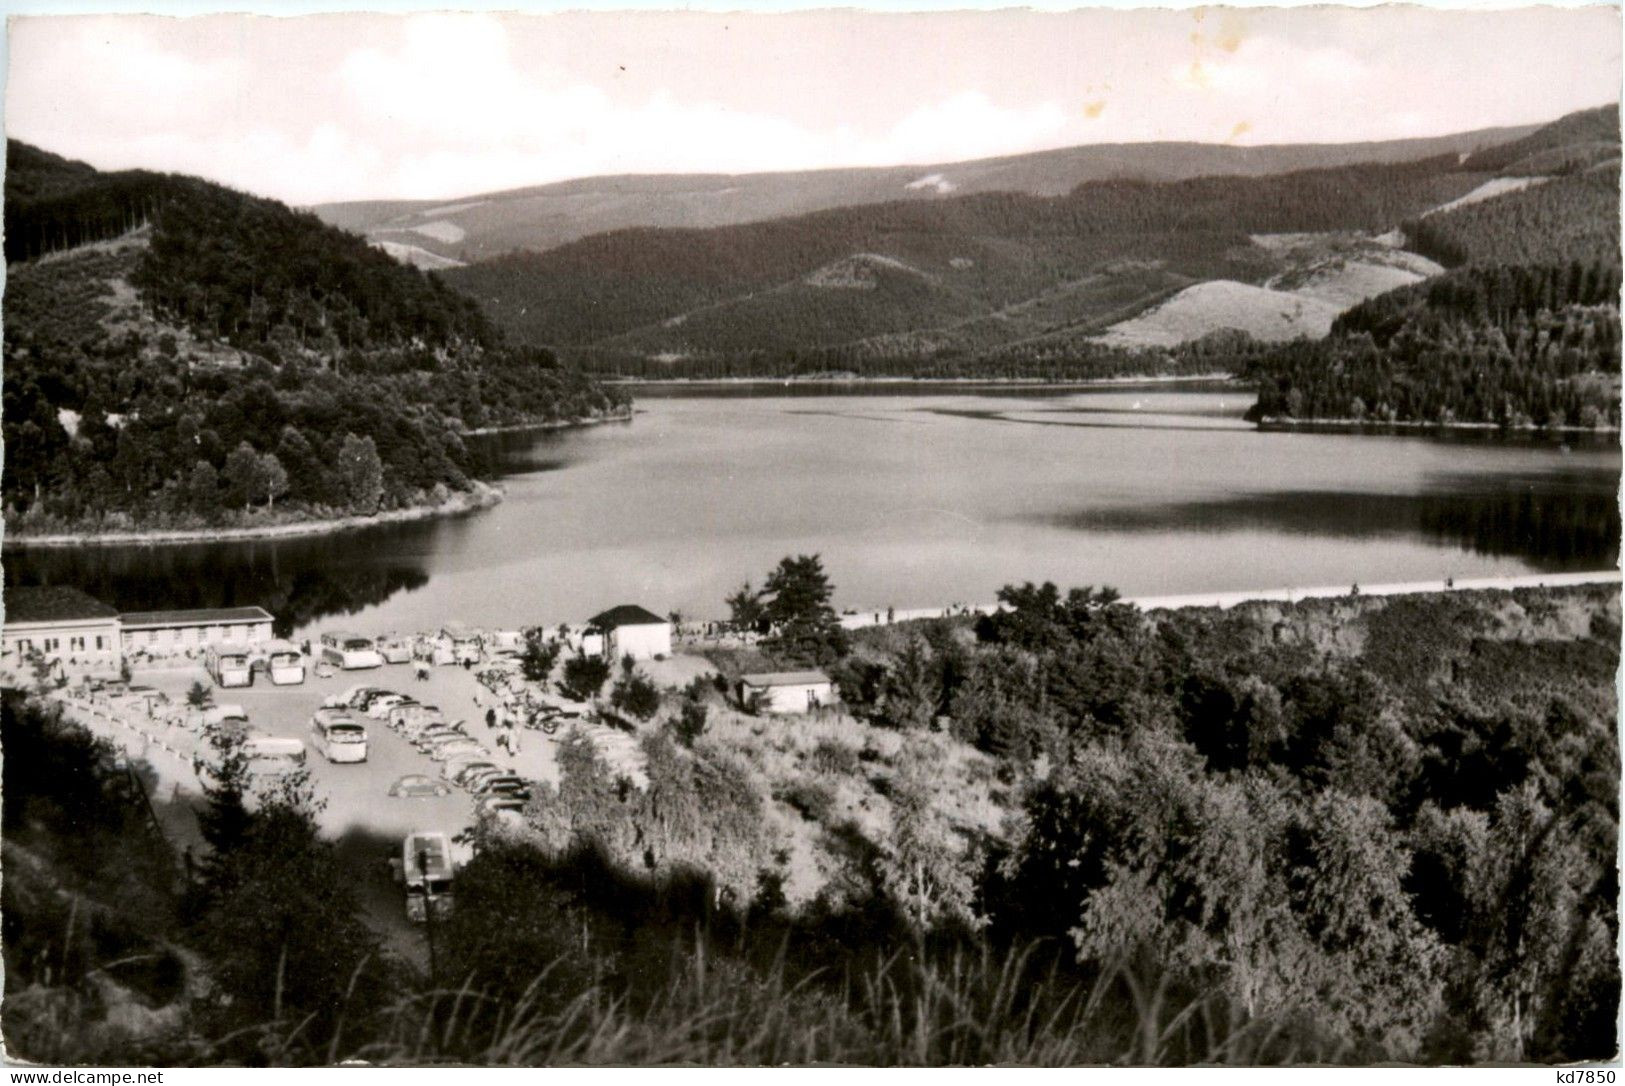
(473, 773, 528, 796)
(458, 765, 508, 792)
(377, 635, 414, 665)
(366, 693, 413, 719)
(388, 774, 452, 798)
(427, 736, 488, 762)
(399, 715, 452, 742)
(413, 724, 466, 750)
(443, 757, 499, 784)
(355, 689, 401, 713)
(391, 704, 445, 735)
(475, 795, 527, 826)
(325, 684, 380, 710)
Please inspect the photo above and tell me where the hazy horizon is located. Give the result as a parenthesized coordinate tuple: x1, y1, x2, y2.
(6, 8, 1620, 206)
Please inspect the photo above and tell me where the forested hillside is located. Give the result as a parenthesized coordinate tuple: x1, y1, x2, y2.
(1460, 104, 1618, 174)
(1246, 107, 1621, 431)
(2, 141, 628, 537)
(1407, 166, 1620, 269)
(447, 156, 1490, 373)
(429, 106, 1617, 387)
(1247, 264, 1621, 428)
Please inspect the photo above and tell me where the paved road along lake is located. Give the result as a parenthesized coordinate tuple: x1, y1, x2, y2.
(9, 386, 1620, 637)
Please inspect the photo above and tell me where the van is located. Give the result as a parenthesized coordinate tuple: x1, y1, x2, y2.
(309, 709, 369, 764)
(265, 641, 306, 685)
(392, 831, 455, 922)
(207, 646, 254, 688)
(204, 703, 249, 728)
(377, 635, 414, 665)
(440, 624, 483, 665)
(243, 736, 307, 776)
(320, 632, 384, 670)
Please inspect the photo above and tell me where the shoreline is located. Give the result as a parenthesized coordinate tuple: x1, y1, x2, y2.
(461, 407, 634, 437)
(5, 410, 629, 549)
(832, 569, 1622, 630)
(610, 373, 1241, 388)
(1255, 415, 1622, 438)
(4, 480, 504, 549)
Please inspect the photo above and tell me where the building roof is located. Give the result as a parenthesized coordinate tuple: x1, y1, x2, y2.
(740, 670, 833, 688)
(5, 586, 120, 625)
(120, 606, 274, 629)
(588, 604, 668, 630)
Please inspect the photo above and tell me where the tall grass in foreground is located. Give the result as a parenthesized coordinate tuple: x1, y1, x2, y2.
(276, 942, 1343, 1066)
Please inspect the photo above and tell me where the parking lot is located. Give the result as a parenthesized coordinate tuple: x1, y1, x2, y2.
(59, 654, 567, 960)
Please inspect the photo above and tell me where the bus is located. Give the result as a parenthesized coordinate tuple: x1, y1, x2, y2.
(393, 831, 455, 922)
(206, 646, 253, 688)
(195, 732, 305, 785)
(412, 636, 454, 667)
(440, 624, 483, 666)
(377, 634, 414, 665)
(320, 632, 384, 670)
(265, 640, 306, 685)
(309, 708, 369, 763)
(244, 736, 307, 777)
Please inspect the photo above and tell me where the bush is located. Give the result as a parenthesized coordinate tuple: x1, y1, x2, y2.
(611, 672, 662, 721)
(672, 700, 708, 747)
(778, 779, 837, 823)
(809, 738, 860, 776)
(561, 654, 612, 700)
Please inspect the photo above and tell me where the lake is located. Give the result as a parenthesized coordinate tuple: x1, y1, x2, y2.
(8, 386, 1619, 638)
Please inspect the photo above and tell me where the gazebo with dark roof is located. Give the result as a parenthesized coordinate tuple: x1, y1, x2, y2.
(585, 604, 672, 661)
(587, 604, 668, 631)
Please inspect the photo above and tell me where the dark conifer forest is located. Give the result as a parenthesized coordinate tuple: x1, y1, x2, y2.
(2, 141, 627, 535)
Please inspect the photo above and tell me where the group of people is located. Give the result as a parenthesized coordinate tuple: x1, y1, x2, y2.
(485, 706, 522, 755)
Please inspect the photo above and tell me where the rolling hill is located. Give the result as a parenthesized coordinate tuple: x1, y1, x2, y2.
(313, 123, 1539, 266)
(443, 155, 1489, 373)
(1240, 110, 1621, 432)
(1, 141, 626, 536)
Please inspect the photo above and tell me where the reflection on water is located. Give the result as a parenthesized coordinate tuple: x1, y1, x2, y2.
(7, 535, 431, 638)
(1042, 470, 1620, 572)
(4, 390, 1618, 634)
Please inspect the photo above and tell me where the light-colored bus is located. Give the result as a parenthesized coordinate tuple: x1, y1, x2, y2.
(377, 634, 414, 665)
(309, 708, 369, 764)
(393, 831, 455, 922)
(320, 632, 384, 670)
(440, 624, 483, 666)
(412, 636, 454, 667)
(265, 640, 306, 685)
(244, 735, 308, 776)
(206, 646, 253, 688)
(203, 703, 249, 729)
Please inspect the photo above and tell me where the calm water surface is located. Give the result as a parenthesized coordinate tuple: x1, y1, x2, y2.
(9, 388, 1619, 637)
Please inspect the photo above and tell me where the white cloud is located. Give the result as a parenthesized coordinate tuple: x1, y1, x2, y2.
(877, 92, 1068, 164)
(316, 17, 1073, 197)
(4, 11, 1618, 204)
(8, 20, 239, 140)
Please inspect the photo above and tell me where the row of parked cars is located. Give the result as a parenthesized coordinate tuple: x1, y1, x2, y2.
(321, 684, 531, 819)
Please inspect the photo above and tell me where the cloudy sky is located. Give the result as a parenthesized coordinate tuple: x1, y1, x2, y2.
(5, 7, 1620, 206)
